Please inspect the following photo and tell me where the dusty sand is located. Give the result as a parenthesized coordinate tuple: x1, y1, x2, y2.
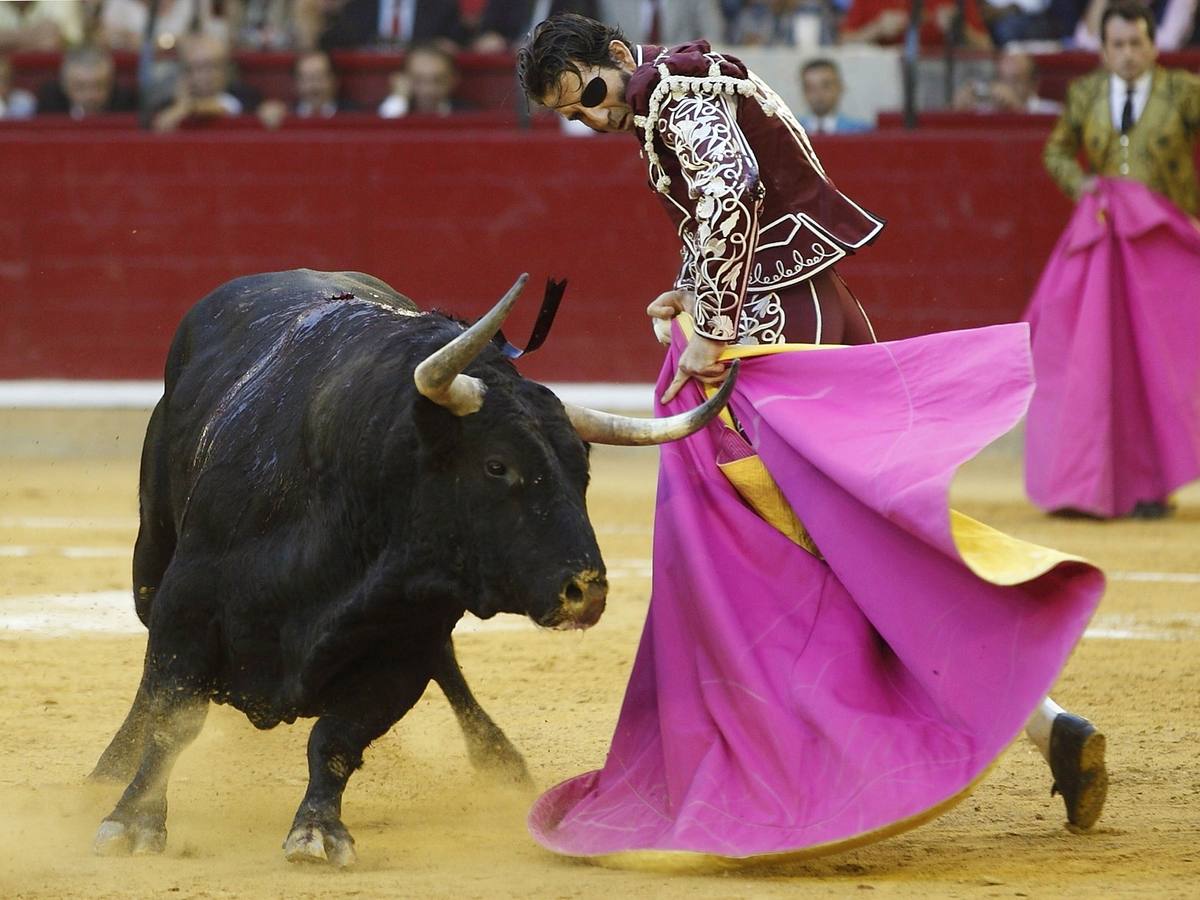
(1, 412, 1198, 899)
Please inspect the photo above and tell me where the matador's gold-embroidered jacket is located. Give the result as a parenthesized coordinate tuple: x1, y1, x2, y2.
(1044, 66, 1200, 215)
(627, 42, 885, 343)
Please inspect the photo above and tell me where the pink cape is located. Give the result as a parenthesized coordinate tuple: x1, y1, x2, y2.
(1023, 177, 1200, 517)
(527, 323, 1104, 866)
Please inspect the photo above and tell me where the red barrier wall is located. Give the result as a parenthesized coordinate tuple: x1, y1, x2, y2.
(1, 127, 1077, 383)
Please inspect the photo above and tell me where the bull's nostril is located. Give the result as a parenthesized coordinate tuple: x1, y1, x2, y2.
(564, 582, 584, 604)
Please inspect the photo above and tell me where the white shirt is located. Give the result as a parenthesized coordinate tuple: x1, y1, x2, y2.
(377, 0, 416, 41)
(1026, 95, 1063, 115)
(1109, 71, 1152, 132)
(0, 88, 37, 119)
(1006, 0, 1052, 13)
(810, 114, 839, 134)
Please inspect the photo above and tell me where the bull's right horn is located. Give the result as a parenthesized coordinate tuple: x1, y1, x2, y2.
(414, 274, 527, 416)
(566, 361, 740, 445)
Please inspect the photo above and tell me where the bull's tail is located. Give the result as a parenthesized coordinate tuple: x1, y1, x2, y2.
(132, 398, 176, 626)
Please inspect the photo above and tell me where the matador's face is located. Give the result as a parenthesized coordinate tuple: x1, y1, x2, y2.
(541, 41, 637, 134)
(1101, 16, 1157, 84)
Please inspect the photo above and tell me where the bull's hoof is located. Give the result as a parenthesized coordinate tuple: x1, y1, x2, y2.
(93, 818, 167, 857)
(283, 822, 357, 868)
(480, 745, 534, 789)
(466, 730, 535, 789)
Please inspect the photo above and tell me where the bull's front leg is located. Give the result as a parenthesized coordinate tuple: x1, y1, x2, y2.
(284, 672, 425, 868)
(433, 638, 532, 787)
(283, 715, 368, 867)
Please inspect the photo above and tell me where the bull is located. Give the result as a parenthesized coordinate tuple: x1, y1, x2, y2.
(89, 269, 735, 867)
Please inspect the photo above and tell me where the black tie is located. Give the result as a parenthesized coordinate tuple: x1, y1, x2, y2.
(1121, 85, 1135, 134)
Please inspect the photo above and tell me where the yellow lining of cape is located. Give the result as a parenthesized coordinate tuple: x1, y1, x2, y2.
(674, 315, 825, 555)
(673, 314, 1090, 582)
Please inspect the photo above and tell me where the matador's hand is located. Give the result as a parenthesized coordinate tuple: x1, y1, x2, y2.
(661, 333, 730, 405)
(646, 290, 694, 345)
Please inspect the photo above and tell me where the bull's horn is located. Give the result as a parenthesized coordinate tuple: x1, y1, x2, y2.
(414, 274, 528, 416)
(566, 361, 740, 445)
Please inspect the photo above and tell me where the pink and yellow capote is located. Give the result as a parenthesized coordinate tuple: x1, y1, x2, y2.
(528, 320, 1104, 869)
(1023, 177, 1200, 517)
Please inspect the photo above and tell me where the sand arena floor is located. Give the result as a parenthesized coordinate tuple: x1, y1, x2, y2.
(1, 409, 1198, 899)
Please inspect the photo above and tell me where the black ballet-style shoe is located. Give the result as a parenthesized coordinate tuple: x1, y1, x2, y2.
(1048, 713, 1108, 830)
(1129, 500, 1173, 519)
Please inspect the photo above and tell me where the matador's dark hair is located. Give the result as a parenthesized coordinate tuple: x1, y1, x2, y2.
(517, 13, 631, 104)
(1100, 0, 1156, 44)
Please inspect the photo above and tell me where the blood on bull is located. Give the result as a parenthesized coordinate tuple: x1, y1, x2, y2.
(88, 269, 736, 866)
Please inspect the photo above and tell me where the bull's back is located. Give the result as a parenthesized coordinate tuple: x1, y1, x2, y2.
(163, 268, 416, 410)
(168, 270, 417, 375)
(154, 269, 425, 526)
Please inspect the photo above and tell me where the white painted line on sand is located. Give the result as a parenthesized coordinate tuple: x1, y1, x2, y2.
(0, 546, 129, 559)
(1110, 571, 1200, 584)
(0, 380, 657, 411)
(0, 591, 542, 638)
(0, 516, 138, 530)
(0, 591, 141, 636)
(2, 591, 1198, 641)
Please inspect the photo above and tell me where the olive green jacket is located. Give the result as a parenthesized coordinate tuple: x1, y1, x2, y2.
(1044, 66, 1200, 215)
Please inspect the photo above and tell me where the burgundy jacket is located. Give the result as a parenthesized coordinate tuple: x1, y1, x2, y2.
(627, 42, 885, 342)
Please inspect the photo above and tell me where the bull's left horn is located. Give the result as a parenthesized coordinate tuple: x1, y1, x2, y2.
(566, 361, 740, 446)
(414, 274, 528, 416)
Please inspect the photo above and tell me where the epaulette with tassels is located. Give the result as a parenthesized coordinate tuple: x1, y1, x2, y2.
(632, 58, 781, 195)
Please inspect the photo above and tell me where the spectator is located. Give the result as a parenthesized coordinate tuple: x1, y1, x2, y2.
(599, 0, 725, 45)
(235, 0, 300, 49)
(472, 1, 598, 52)
(0, 0, 86, 51)
(378, 42, 469, 117)
(953, 50, 1063, 113)
(981, 0, 1081, 45)
(732, 0, 834, 46)
(100, 0, 232, 52)
(798, 58, 872, 132)
(305, 0, 467, 52)
(1028, 0, 1200, 518)
(152, 32, 260, 131)
(0, 52, 35, 118)
(1046, 1, 1200, 211)
(840, 0, 994, 49)
(258, 49, 355, 126)
(1072, 0, 1198, 50)
(36, 44, 137, 118)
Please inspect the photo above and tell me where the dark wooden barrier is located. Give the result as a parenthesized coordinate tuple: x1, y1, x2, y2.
(0, 125, 1085, 383)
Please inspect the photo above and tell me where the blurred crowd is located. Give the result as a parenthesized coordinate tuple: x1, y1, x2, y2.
(1, 0, 1198, 126)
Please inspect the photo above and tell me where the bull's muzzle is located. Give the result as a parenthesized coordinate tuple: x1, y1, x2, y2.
(543, 571, 608, 631)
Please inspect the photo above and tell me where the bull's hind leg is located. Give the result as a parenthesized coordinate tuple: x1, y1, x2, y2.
(93, 688, 208, 856)
(433, 638, 532, 786)
(132, 398, 177, 625)
(92, 402, 179, 782)
(89, 670, 153, 782)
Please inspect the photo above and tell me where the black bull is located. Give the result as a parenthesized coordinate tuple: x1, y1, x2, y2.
(89, 269, 735, 866)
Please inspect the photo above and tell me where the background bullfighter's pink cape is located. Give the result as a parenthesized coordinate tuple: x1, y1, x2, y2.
(1023, 177, 1200, 517)
(528, 323, 1104, 868)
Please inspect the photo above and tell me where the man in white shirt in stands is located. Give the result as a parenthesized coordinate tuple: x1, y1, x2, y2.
(797, 59, 872, 135)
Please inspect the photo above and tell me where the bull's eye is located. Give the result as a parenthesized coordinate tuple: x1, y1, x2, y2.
(485, 459, 508, 479)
